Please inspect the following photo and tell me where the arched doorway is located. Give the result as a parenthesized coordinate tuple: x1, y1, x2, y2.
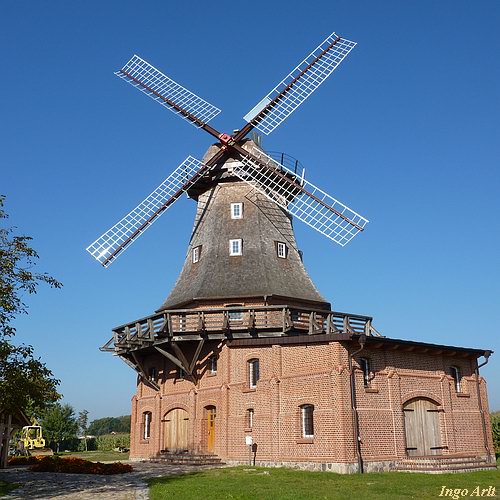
(163, 408, 189, 452)
(205, 406, 216, 453)
(403, 398, 442, 456)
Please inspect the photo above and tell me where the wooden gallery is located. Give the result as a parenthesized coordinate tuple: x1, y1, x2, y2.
(100, 143, 495, 473)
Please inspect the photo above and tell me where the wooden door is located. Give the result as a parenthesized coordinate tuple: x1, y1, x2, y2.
(164, 408, 189, 451)
(206, 406, 216, 453)
(404, 398, 442, 456)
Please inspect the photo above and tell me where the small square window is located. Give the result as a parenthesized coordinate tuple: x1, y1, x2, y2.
(277, 242, 287, 259)
(231, 203, 243, 219)
(229, 239, 242, 256)
(227, 304, 243, 321)
(192, 245, 201, 263)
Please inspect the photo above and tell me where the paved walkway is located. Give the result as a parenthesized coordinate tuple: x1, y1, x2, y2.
(0, 462, 215, 499)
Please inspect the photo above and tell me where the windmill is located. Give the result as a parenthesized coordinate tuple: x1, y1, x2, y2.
(86, 31, 368, 268)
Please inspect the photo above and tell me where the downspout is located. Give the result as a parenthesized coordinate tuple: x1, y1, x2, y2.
(348, 333, 366, 474)
(474, 350, 492, 462)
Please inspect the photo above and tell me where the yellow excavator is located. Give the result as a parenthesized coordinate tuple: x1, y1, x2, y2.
(18, 419, 53, 456)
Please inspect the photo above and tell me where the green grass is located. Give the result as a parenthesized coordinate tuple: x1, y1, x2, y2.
(149, 466, 500, 500)
(57, 450, 129, 462)
(0, 481, 18, 497)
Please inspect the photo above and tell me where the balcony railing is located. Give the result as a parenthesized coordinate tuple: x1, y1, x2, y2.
(101, 305, 381, 353)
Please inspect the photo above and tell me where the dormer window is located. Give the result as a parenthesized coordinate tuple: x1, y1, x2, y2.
(192, 245, 201, 263)
(277, 241, 287, 259)
(229, 239, 242, 256)
(231, 203, 243, 219)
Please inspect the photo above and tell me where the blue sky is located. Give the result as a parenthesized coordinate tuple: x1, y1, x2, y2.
(1, 0, 499, 420)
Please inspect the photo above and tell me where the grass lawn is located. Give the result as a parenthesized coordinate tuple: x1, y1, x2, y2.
(0, 481, 18, 497)
(57, 450, 130, 462)
(149, 466, 499, 500)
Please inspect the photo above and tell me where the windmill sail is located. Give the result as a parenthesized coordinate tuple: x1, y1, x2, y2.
(116, 55, 221, 128)
(86, 156, 206, 267)
(232, 149, 368, 246)
(243, 32, 356, 135)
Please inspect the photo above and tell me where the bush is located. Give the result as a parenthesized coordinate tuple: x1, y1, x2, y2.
(29, 456, 132, 475)
(491, 414, 500, 453)
(95, 433, 130, 451)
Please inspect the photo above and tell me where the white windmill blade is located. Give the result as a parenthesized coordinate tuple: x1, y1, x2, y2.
(232, 150, 368, 246)
(243, 32, 356, 135)
(87, 156, 206, 267)
(116, 55, 221, 127)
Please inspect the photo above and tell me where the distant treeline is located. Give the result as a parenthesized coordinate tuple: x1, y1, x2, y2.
(88, 415, 131, 436)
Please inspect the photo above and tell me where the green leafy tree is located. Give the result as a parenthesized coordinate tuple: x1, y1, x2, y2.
(0, 195, 62, 468)
(77, 409, 89, 451)
(88, 415, 131, 436)
(41, 403, 78, 453)
(0, 195, 62, 339)
(491, 414, 500, 455)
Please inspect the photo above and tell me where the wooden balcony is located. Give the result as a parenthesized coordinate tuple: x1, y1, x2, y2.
(101, 305, 381, 354)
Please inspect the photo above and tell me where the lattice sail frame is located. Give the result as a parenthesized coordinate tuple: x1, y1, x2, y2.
(233, 150, 368, 246)
(86, 156, 204, 267)
(116, 55, 221, 127)
(243, 32, 356, 135)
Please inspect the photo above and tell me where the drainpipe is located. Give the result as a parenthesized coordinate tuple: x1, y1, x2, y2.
(348, 333, 366, 474)
(474, 350, 492, 462)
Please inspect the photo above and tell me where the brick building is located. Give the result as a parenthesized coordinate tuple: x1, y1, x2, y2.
(103, 142, 495, 473)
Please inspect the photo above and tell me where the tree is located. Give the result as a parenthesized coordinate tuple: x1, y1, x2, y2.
(40, 403, 78, 453)
(0, 195, 62, 467)
(0, 195, 62, 339)
(77, 410, 89, 451)
(88, 415, 131, 436)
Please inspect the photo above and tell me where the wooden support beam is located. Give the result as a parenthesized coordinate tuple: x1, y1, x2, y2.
(154, 345, 187, 372)
(171, 343, 193, 376)
(189, 339, 205, 374)
(128, 352, 160, 391)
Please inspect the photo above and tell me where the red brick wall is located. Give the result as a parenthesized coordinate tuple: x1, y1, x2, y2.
(129, 338, 494, 466)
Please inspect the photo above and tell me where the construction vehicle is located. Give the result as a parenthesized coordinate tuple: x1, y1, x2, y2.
(18, 419, 53, 456)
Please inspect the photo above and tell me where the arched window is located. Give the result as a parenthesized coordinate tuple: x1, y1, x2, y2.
(450, 366, 462, 392)
(248, 359, 260, 389)
(142, 411, 152, 440)
(300, 405, 314, 438)
(359, 357, 371, 387)
(246, 408, 254, 429)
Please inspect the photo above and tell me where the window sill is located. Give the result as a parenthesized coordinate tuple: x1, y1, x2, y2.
(242, 387, 256, 394)
(296, 438, 314, 444)
(364, 387, 379, 393)
(456, 392, 470, 398)
(140, 439, 150, 444)
(244, 427, 253, 433)
(207, 373, 217, 377)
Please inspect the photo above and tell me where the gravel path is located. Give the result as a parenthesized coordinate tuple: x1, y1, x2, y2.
(0, 462, 216, 499)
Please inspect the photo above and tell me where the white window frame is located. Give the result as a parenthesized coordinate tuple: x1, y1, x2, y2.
(247, 408, 254, 429)
(301, 405, 314, 438)
(231, 202, 243, 219)
(209, 355, 217, 375)
(192, 245, 201, 263)
(143, 412, 152, 440)
(277, 241, 287, 259)
(229, 239, 242, 256)
(248, 359, 259, 389)
(450, 366, 462, 392)
(359, 357, 371, 387)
